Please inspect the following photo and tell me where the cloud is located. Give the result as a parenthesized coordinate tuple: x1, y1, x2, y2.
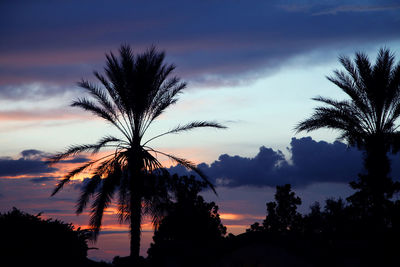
(205, 146, 288, 187)
(0, 149, 89, 178)
(286, 137, 363, 185)
(0, 82, 84, 102)
(21, 149, 47, 160)
(0, 157, 57, 177)
(169, 137, 400, 188)
(0, 108, 94, 123)
(279, 2, 400, 15)
(31, 209, 67, 214)
(61, 157, 90, 164)
(0, 0, 399, 90)
(313, 5, 400, 16)
(30, 176, 58, 184)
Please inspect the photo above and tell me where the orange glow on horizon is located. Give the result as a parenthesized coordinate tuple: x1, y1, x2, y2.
(0, 174, 54, 179)
(220, 213, 264, 221)
(74, 220, 154, 232)
(220, 213, 244, 220)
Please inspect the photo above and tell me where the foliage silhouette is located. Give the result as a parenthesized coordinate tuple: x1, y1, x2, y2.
(0, 208, 91, 267)
(48, 45, 225, 261)
(147, 175, 226, 266)
(242, 185, 400, 266)
(247, 184, 302, 233)
(296, 48, 400, 225)
(264, 184, 302, 232)
(302, 202, 323, 235)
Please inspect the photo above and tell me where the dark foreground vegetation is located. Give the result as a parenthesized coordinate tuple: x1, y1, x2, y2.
(3, 177, 400, 267)
(0, 208, 97, 267)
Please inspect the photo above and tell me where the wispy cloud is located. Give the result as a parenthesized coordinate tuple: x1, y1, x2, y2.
(278, 4, 313, 13)
(313, 5, 400, 16)
(0, 109, 91, 121)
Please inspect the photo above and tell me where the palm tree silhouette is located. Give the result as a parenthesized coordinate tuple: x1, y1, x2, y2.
(49, 45, 225, 260)
(295, 48, 400, 222)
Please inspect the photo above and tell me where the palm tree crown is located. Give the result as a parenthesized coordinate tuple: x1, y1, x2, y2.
(49, 45, 225, 259)
(295, 48, 400, 222)
(296, 48, 400, 149)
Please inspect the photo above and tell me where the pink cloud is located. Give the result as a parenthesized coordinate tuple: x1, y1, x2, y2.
(0, 109, 91, 121)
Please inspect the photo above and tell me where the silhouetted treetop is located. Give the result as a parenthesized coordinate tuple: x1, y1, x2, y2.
(48, 45, 225, 261)
(148, 175, 226, 266)
(263, 184, 302, 232)
(296, 48, 400, 149)
(296, 48, 400, 225)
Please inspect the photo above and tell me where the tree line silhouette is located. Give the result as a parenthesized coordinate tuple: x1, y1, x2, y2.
(1, 45, 400, 266)
(4, 177, 400, 266)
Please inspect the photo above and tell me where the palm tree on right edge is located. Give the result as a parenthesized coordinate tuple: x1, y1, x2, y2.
(49, 45, 226, 262)
(295, 48, 400, 227)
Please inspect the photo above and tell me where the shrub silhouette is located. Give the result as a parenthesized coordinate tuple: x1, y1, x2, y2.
(147, 175, 226, 266)
(247, 184, 302, 233)
(0, 208, 91, 267)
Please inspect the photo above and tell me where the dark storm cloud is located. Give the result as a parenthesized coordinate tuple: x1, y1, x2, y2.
(31, 209, 66, 214)
(204, 146, 289, 187)
(0, 153, 56, 177)
(30, 176, 58, 184)
(0, 149, 89, 177)
(0, 0, 399, 95)
(286, 137, 363, 185)
(61, 157, 90, 164)
(169, 137, 400, 188)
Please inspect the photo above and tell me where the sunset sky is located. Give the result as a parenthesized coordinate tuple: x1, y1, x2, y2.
(1, 0, 400, 261)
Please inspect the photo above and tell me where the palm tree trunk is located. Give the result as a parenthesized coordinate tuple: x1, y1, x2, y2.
(362, 136, 391, 228)
(348, 136, 393, 229)
(130, 190, 142, 260)
(129, 152, 143, 261)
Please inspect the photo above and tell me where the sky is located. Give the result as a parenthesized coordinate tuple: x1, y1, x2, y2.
(1, 0, 400, 261)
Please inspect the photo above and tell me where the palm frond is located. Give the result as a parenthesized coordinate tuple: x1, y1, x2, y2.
(51, 160, 97, 196)
(142, 149, 164, 174)
(141, 80, 186, 135)
(117, 175, 130, 224)
(72, 98, 132, 140)
(91, 136, 128, 154)
(51, 152, 118, 196)
(78, 80, 117, 117)
(143, 121, 226, 146)
(94, 71, 126, 115)
(72, 98, 115, 122)
(76, 175, 102, 214)
(48, 137, 125, 164)
(89, 167, 121, 239)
